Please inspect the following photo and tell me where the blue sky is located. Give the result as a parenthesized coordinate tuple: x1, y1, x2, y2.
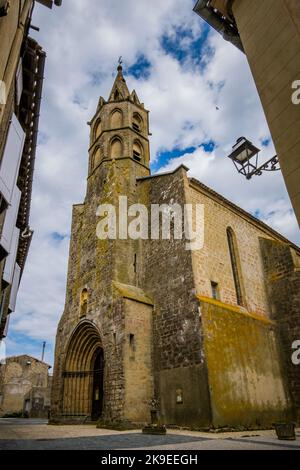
(151, 141, 215, 172)
(4, 0, 299, 368)
(160, 22, 211, 70)
(126, 55, 152, 80)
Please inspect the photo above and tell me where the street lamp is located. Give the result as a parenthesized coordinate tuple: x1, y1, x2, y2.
(227, 137, 280, 180)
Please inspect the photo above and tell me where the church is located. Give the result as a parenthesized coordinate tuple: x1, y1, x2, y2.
(50, 64, 300, 429)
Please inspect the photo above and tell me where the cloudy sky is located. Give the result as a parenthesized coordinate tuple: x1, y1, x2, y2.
(6, 0, 299, 367)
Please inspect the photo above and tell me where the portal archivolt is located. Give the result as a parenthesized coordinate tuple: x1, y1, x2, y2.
(62, 321, 104, 420)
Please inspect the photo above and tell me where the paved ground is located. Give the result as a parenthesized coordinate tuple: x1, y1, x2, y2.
(0, 419, 300, 450)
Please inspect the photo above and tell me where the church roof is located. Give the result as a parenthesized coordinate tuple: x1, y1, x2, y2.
(108, 64, 131, 102)
(4, 354, 51, 368)
(189, 176, 300, 252)
(137, 165, 300, 252)
(89, 64, 144, 124)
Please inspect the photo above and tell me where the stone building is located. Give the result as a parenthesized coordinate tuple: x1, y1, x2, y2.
(0, 355, 51, 418)
(193, 0, 300, 227)
(0, 0, 62, 340)
(51, 65, 300, 429)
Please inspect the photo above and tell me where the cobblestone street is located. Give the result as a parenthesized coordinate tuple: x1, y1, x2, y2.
(0, 419, 300, 450)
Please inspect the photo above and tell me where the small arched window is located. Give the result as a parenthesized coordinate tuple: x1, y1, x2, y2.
(90, 152, 95, 172)
(91, 148, 102, 171)
(80, 289, 88, 317)
(114, 90, 120, 101)
(110, 109, 123, 128)
(226, 227, 245, 306)
(94, 119, 102, 141)
(95, 147, 102, 167)
(132, 113, 143, 133)
(111, 137, 123, 159)
(133, 140, 143, 162)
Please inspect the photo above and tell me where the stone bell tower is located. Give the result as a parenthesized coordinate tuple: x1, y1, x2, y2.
(51, 65, 154, 425)
(87, 62, 150, 197)
(86, 63, 151, 287)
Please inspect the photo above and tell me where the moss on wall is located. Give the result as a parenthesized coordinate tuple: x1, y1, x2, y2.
(200, 297, 292, 428)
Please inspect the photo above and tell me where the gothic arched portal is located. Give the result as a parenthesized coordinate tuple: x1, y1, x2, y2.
(62, 321, 104, 420)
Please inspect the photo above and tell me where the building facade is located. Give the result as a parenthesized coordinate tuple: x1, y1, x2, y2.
(51, 66, 300, 429)
(0, 354, 51, 418)
(0, 1, 62, 340)
(193, 0, 300, 227)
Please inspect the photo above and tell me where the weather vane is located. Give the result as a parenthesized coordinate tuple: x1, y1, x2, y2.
(118, 56, 123, 66)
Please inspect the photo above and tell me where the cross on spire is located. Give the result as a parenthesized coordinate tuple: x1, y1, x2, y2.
(118, 56, 123, 72)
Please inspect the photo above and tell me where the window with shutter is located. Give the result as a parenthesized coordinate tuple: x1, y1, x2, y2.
(8, 264, 21, 313)
(2, 227, 20, 286)
(0, 186, 21, 259)
(0, 114, 25, 205)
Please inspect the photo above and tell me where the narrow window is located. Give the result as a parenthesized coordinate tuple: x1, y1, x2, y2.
(132, 113, 142, 133)
(133, 141, 143, 162)
(176, 388, 183, 404)
(211, 281, 219, 300)
(94, 119, 102, 141)
(133, 254, 137, 273)
(129, 333, 135, 359)
(90, 152, 95, 172)
(133, 150, 141, 161)
(226, 228, 245, 306)
(80, 288, 88, 317)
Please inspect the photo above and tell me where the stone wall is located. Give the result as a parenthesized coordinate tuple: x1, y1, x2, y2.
(260, 238, 300, 422)
(188, 180, 275, 317)
(200, 297, 292, 428)
(123, 298, 153, 423)
(139, 167, 212, 428)
(0, 355, 50, 417)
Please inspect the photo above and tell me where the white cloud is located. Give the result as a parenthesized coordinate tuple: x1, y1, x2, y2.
(7, 0, 299, 365)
